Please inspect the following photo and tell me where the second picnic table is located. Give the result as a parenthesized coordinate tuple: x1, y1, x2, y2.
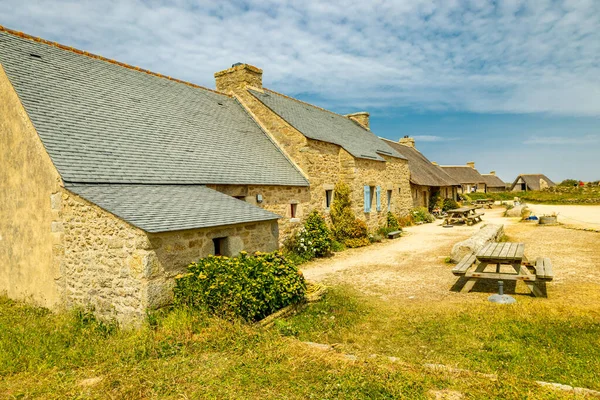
(474, 198, 494, 209)
(452, 242, 554, 297)
(444, 206, 484, 225)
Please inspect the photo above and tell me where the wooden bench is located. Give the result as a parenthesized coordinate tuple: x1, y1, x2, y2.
(535, 257, 554, 280)
(452, 254, 477, 276)
(387, 230, 402, 239)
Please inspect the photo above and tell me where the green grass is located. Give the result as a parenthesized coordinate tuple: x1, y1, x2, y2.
(1, 291, 597, 399)
(468, 188, 600, 205)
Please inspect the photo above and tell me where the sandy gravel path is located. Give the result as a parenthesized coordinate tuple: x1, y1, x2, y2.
(527, 204, 600, 229)
(302, 207, 511, 285)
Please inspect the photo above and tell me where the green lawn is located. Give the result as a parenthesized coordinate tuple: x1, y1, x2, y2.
(1, 290, 598, 399)
(468, 187, 600, 205)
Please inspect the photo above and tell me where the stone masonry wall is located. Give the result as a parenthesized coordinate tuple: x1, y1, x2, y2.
(0, 65, 64, 309)
(234, 88, 413, 233)
(58, 190, 279, 324)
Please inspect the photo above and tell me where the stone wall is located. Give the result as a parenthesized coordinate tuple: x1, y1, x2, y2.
(58, 191, 279, 324)
(0, 65, 64, 309)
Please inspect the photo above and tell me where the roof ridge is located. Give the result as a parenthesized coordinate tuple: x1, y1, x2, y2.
(262, 87, 350, 120)
(0, 24, 228, 97)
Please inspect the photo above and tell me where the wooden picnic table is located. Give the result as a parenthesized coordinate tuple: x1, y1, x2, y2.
(474, 198, 494, 209)
(451, 242, 554, 297)
(443, 206, 484, 225)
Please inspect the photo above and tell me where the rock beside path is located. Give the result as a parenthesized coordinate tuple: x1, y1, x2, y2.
(450, 224, 504, 262)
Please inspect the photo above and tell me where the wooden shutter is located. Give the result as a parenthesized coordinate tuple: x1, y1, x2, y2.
(364, 185, 371, 212)
(376, 186, 381, 212)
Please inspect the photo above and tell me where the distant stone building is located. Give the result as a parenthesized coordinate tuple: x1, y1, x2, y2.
(381, 137, 460, 208)
(510, 174, 556, 192)
(0, 27, 412, 322)
(440, 163, 487, 194)
(481, 172, 506, 193)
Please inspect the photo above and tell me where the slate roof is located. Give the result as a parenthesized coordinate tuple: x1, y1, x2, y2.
(0, 29, 308, 187)
(65, 184, 279, 233)
(510, 174, 556, 191)
(440, 166, 487, 185)
(481, 174, 506, 188)
(381, 139, 460, 187)
(249, 89, 404, 162)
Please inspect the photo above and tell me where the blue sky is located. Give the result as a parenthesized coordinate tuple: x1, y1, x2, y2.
(2, 0, 599, 182)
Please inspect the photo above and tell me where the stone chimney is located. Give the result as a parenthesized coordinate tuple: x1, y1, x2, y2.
(345, 112, 370, 130)
(466, 161, 475, 169)
(399, 136, 415, 148)
(214, 63, 263, 94)
(490, 171, 496, 176)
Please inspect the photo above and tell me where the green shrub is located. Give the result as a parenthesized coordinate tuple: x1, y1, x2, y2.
(284, 210, 332, 262)
(330, 181, 369, 246)
(429, 191, 442, 212)
(369, 233, 384, 243)
(559, 179, 579, 187)
(442, 198, 459, 212)
(386, 211, 400, 230)
(173, 251, 306, 322)
(331, 240, 345, 252)
(411, 207, 435, 223)
(377, 212, 402, 236)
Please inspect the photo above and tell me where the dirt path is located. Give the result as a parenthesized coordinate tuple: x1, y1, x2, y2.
(301, 207, 600, 308)
(301, 208, 514, 299)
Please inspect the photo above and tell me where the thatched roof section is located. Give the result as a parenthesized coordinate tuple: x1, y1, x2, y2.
(482, 174, 506, 188)
(511, 174, 556, 191)
(440, 166, 486, 185)
(381, 139, 460, 187)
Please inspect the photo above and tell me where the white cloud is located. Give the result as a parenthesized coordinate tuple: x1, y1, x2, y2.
(523, 134, 600, 145)
(1, 0, 599, 115)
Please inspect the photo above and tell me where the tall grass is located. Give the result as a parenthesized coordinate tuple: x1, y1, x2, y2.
(1, 291, 594, 399)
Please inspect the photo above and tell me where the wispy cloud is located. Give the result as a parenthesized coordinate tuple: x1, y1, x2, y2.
(412, 135, 460, 142)
(523, 134, 600, 145)
(1, 0, 599, 116)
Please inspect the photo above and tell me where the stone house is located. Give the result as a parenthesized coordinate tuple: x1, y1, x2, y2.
(441, 163, 487, 194)
(0, 28, 413, 322)
(481, 172, 506, 193)
(214, 63, 413, 231)
(510, 174, 556, 192)
(381, 137, 460, 208)
(0, 28, 310, 323)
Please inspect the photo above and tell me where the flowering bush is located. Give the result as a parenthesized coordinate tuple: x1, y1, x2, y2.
(284, 210, 333, 262)
(411, 207, 435, 223)
(173, 251, 306, 322)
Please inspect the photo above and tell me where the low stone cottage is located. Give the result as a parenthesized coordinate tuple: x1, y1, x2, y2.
(381, 137, 460, 208)
(441, 163, 487, 194)
(0, 28, 310, 322)
(0, 28, 414, 322)
(214, 63, 413, 231)
(481, 172, 506, 193)
(510, 174, 556, 192)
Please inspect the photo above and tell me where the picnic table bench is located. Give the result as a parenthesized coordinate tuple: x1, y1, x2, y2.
(452, 242, 554, 297)
(474, 198, 494, 209)
(443, 206, 484, 226)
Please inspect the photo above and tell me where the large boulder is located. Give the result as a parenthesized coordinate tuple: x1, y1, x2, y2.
(505, 205, 529, 218)
(451, 224, 504, 262)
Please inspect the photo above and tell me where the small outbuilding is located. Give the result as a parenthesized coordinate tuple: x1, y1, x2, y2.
(440, 162, 487, 194)
(510, 174, 556, 192)
(481, 172, 506, 193)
